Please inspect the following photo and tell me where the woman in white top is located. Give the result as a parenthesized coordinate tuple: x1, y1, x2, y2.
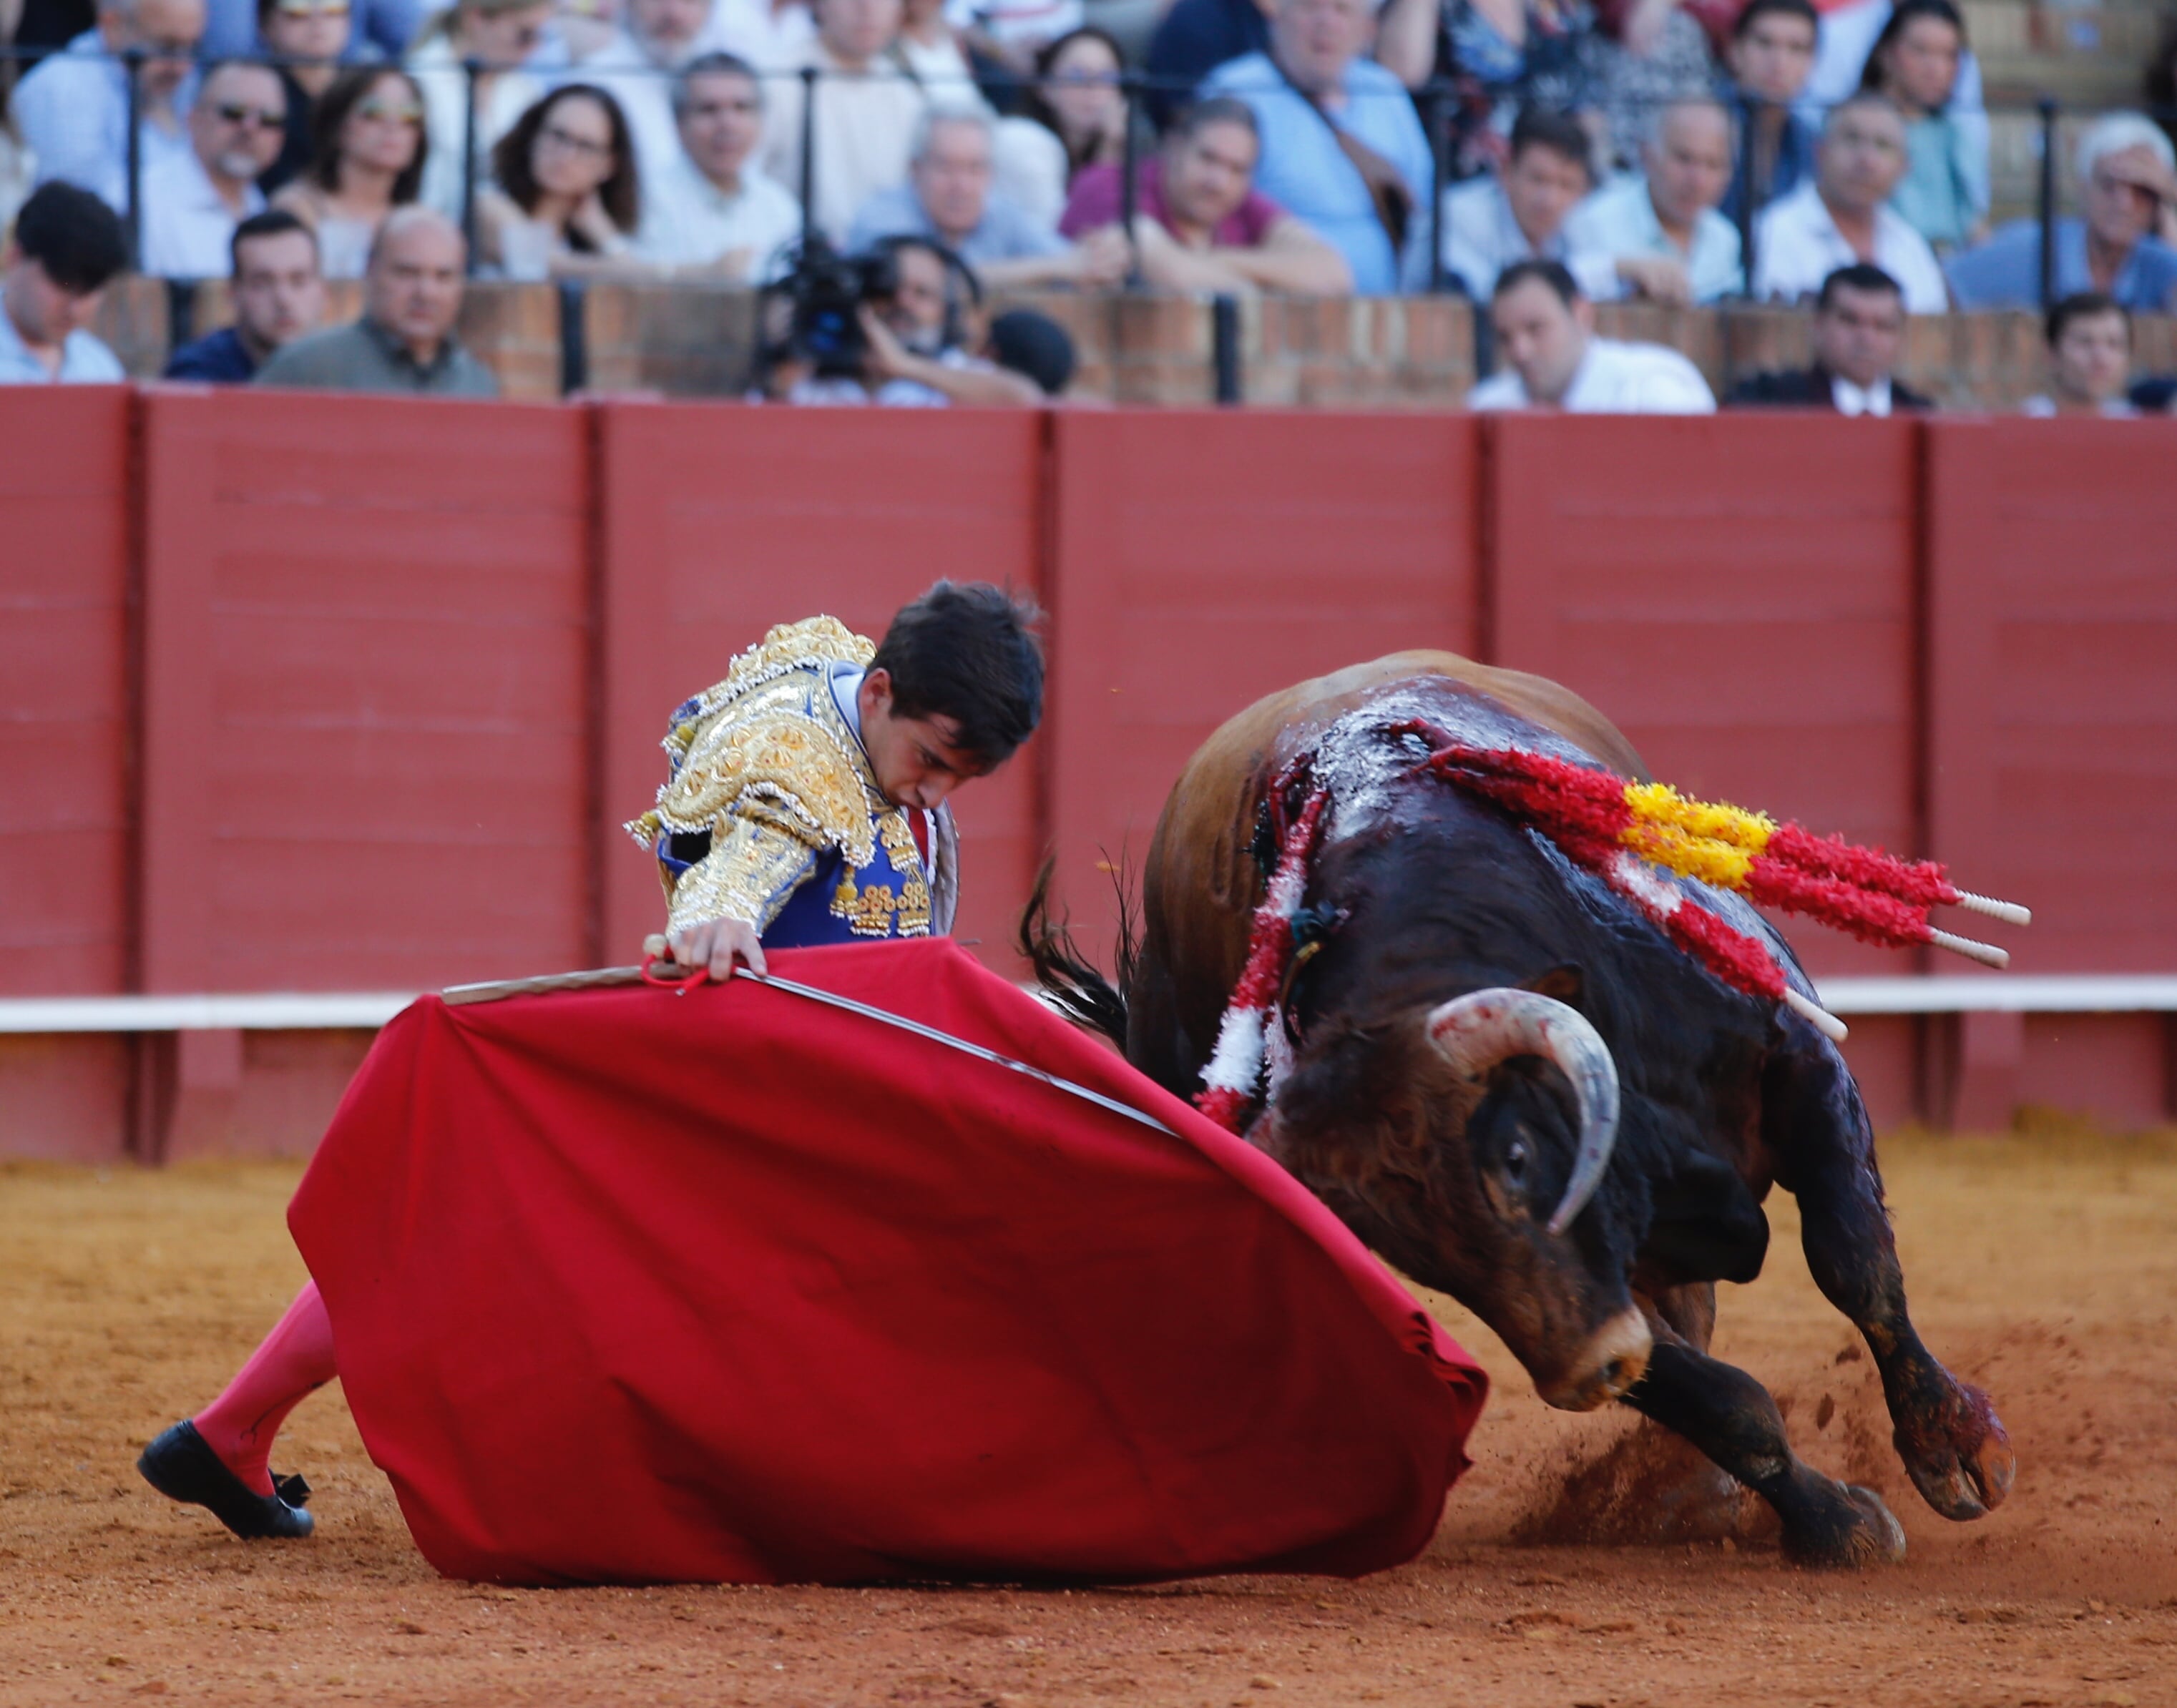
(411, 0, 555, 224)
(476, 84, 645, 279)
(272, 67, 431, 279)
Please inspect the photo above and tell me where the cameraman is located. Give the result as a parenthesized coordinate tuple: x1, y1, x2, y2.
(765, 237, 1043, 408)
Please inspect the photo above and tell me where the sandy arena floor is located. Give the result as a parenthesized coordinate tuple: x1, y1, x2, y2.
(4, 1123, 2174, 1708)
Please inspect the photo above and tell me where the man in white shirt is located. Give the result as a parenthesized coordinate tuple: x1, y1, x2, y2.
(1565, 97, 1743, 306)
(1442, 107, 1615, 303)
(762, 0, 928, 244)
(845, 108, 1119, 289)
(1466, 259, 1716, 413)
(635, 53, 806, 278)
(1753, 94, 1948, 313)
(0, 183, 131, 384)
(14, 0, 205, 215)
(140, 61, 286, 280)
(578, 0, 744, 187)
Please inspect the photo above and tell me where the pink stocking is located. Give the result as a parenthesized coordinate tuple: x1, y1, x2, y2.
(192, 1280, 339, 1497)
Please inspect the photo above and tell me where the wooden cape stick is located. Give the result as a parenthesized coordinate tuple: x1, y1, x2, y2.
(438, 961, 1180, 1138)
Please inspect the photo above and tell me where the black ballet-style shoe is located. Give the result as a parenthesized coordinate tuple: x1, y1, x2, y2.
(137, 1420, 315, 1541)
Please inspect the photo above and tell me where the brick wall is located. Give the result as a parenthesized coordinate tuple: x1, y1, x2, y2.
(100, 278, 2177, 415)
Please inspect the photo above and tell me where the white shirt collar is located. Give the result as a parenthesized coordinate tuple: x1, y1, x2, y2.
(1830, 373, 1892, 417)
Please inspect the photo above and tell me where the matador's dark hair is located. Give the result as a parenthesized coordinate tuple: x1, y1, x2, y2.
(872, 581, 1045, 767)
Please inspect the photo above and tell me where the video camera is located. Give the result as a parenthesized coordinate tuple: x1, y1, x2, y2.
(756, 235, 906, 381)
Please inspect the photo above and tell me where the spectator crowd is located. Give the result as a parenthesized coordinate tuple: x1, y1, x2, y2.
(1, 0, 2176, 412)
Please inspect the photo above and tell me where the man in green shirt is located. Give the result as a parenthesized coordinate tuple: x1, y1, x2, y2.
(254, 207, 499, 397)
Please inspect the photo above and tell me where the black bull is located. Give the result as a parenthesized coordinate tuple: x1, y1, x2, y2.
(1024, 654, 2014, 1567)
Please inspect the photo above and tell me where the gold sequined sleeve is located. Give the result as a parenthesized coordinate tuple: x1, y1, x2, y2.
(663, 813, 821, 936)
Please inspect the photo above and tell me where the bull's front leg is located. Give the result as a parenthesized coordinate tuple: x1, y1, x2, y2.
(1623, 1306, 1907, 1566)
(1765, 1031, 2015, 1522)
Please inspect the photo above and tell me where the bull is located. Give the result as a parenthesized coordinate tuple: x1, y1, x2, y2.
(1025, 654, 2014, 1566)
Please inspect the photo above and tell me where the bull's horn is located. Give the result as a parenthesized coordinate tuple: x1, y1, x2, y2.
(1426, 989, 1622, 1238)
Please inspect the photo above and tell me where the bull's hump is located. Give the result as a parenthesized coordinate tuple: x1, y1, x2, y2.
(1306, 678, 1603, 841)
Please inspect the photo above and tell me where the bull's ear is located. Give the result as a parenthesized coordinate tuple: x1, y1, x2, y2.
(1520, 963, 1587, 1010)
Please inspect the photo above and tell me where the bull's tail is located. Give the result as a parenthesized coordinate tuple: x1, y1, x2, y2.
(1017, 855, 1136, 1051)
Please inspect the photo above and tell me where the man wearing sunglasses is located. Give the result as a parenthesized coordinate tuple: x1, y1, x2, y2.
(14, 0, 207, 214)
(140, 60, 289, 278)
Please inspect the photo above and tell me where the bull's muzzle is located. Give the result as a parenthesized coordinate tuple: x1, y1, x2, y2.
(1537, 1307, 1653, 1412)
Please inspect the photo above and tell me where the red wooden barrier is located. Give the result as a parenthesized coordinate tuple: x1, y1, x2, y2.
(0, 386, 134, 996)
(0, 388, 134, 1159)
(137, 391, 597, 994)
(595, 403, 1045, 973)
(1925, 418, 2177, 1125)
(1046, 410, 1481, 950)
(1, 398, 2171, 1154)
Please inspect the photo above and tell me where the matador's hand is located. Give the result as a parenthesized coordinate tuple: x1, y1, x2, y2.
(652, 918, 767, 979)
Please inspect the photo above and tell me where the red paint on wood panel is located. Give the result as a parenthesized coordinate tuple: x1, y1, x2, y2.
(0, 1035, 134, 1161)
(1047, 410, 1479, 949)
(1489, 414, 1922, 979)
(595, 403, 1045, 974)
(1927, 418, 2177, 973)
(139, 391, 595, 992)
(0, 388, 133, 995)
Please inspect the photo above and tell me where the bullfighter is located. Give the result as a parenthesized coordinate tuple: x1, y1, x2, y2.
(137, 582, 1046, 1540)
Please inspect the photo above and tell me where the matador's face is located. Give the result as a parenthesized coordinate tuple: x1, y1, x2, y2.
(857, 670, 989, 812)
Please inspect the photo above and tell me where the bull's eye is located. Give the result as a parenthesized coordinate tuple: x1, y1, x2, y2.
(1504, 1138, 1531, 1184)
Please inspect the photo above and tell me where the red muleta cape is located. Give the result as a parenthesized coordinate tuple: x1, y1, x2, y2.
(288, 938, 1488, 1586)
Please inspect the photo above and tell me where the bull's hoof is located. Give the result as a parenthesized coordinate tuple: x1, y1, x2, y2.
(1893, 1379, 2015, 1521)
(1781, 1480, 1906, 1569)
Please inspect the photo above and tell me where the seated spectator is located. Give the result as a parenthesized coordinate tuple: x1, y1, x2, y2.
(1858, 0, 1984, 252)
(255, 205, 499, 394)
(848, 107, 1122, 288)
(200, 0, 419, 58)
(1060, 96, 1352, 294)
(1023, 26, 1130, 185)
(581, 0, 742, 185)
(760, 235, 1042, 404)
(633, 53, 803, 278)
(141, 60, 287, 279)
(477, 85, 642, 278)
(984, 304, 1077, 395)
(953, 0, 1083, 80)
(2022, 293, 2137, 419)
(256, 0, 351, 195)
(1588, 0, 1720, 174)
(763, 0, 930, 243)
(1376, 0, 1600, 181)
(413, 0, 553, 222)
(891, 0, 1069, 227)
(1467, 257, 1716, 411)
(1442, 107, 1608, 301)
(1565, 96, 1741, 303)
(0, 182, 129, 384)
(272, 67, 430, 278)
(1945, 115, 2177, 314)
(14, 0, 205, 213)
(1726, 261, 1931, 413)
(1200, 0, 1433, 296)
(1753, 93, 1947, 312)
(1804, 0, 1985, 147)
(1143, 0, 1272, 129)
(164, 208, 327, 380)
(1718, 0, 1818, 220)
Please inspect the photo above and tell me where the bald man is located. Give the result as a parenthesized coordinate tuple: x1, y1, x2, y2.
(254, 209, 500, 396)
(1565, 99, 1745, 305)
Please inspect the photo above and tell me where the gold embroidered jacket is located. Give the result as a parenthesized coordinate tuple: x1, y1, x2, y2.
(625, 617, 960, 943)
